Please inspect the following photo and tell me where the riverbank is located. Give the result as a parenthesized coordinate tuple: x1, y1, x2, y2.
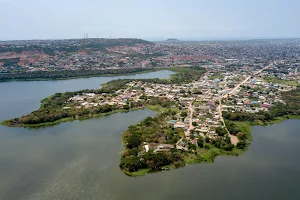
(0, 68, 163, 82)
(1, 109, 135, 128)
(233, 115, 300, 137)
(124, 115, 300, 177)
(119, 102, 251, 177)
(0, 65, 198, 82)
(3, 66, 299, 178)
(0, 106, 162, 129)
(1, 66, 206, 128)
(1, 106, 300, 199)
(121, 137, 249, 177)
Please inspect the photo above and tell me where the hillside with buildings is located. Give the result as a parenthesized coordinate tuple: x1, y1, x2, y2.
(1, 39, 300, 81)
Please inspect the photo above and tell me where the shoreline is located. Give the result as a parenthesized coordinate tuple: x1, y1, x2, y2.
(0, 65, 199, 83)
(233, 115, 300, 136)
(3, 106, 298, 177)
(1, 106, 155, 128)
(1, 108, 141, 128)
(0, 68, 165, 82)
(0, 66, 196, 83)
(122, 114, 300, 177)
(2, 66, 299, 177)
(1, 95, 299, 177)
(1, 66, 205, 129)
(123, 142, 249, 177)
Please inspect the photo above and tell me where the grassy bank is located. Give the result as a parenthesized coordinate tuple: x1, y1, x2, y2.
(183, 145, 248, 165)
(229, 114, 300, 141)
(265, 115, 300, 124)
(0, 68, 165, 82)
(264, 77, 299, 87)
(1, 109, 132, 128)
(146, 104, 168, 113)
(123, 168, 151, 177)
(0, 65, 201, 82)
(1, 102, 170, 130)
(122, 145, 250, 177)
(122, 115, 300, 177)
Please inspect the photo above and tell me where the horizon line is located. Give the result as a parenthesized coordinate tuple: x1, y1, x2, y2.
(1, 37, 300, 43)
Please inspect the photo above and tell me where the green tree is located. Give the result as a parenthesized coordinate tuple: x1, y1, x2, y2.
(126, 135, 142, 149)
(197, 139, 204, 148)
(222, 144, 234, 151)
(180, 111, 188, 118)
(237, 141, 246, 149)
(216, 127, 227, 136)
(236, 132, 246, 140)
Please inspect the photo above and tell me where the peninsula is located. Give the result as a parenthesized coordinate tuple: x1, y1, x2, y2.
(2, 62, 300, 176)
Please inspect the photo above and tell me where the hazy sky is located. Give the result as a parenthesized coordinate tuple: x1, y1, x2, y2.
(1, 0, 299, 40)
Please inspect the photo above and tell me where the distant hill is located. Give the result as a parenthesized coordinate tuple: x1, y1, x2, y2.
(0, 38, 154, 54)
(94, 38, 154, 47)
(160, 38, 182, 44)
(166, 38, 180, 42)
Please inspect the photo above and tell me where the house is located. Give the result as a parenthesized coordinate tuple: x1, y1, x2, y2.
(174, 122, 186, 129)
(259, 96, 266, 101)
(168, 120, 177, 125)
(184, 119, 189, 123)
(209, 131, 218, 137)
(244, 100, 251, 105)
(81, 102, 88, 106)
(262, 103, 270, 108)
(86, 93, 96, 97)
(196, 127, 209, 133)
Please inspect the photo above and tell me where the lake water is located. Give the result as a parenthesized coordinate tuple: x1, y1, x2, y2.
(0, 70, 175, 121)
(0, 71, 299, 200)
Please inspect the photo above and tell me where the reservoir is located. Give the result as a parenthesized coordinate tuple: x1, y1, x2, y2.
(0, 71, 299, 200)
(0, 70, 174, 121)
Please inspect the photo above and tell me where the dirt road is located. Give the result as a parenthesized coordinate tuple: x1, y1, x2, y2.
(217, 63, 273, 145)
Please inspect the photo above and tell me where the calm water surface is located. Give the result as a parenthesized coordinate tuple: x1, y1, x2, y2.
(0, 70, 174, 121)
(0, 71, 299, 200)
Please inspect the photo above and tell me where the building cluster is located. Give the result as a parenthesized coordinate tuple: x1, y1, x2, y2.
(6, 38, 297, 152)
(62, 61, 299, 152)
(1, 39, 300, 75)
(222, 77, 295, 114)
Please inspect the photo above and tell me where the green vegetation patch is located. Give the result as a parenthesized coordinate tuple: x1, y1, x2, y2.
(264, 77, 299, 86)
